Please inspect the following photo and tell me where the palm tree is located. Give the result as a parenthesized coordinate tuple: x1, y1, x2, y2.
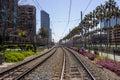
(105, 1, 116, 36)
(104, 0, 119, 59)
(113, 6, 119, 27)
(62, 26, 82, 46)
(105, 0, 118, 51)
(82, 13, 92, 49)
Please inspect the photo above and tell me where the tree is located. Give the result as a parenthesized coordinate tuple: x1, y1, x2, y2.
(38, 27, 49, 47)
(39, 27, 49, 38)
(82, 14, 91, 48)
(18, 29, 27, 42)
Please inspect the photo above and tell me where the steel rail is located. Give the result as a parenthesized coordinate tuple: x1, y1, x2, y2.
(15, 48, 57, 80)
(65, 47, 96, 80)
(0, 47, 55, 77)
(60, 47, 66, 80)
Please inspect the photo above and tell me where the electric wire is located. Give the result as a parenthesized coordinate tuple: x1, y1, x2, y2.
(83, 0, 92, 16)
(75, 0, 93, 25)
(68, 0, 72, 24)
(32, 0, 42, 10)
(36, 0, 42, 9)
(50, 21, 56, 36)
(51, 18, 80, 23)
(60, 0, 72, 40)
(18, 0, 27, 5)
(61, 0, 92, 40)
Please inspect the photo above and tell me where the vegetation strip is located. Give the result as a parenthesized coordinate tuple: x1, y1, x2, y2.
(0, 47, 55, 77)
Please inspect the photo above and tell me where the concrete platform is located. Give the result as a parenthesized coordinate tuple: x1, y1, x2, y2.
(0, 62, 14, 68)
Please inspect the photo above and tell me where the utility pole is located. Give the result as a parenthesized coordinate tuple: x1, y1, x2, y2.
(69, 29, 71, 46)
(81, 11, 84, 49)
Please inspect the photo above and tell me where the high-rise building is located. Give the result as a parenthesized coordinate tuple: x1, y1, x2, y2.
(41, 10, 50, 29)
(18, 5, 36, 43)
(0, 0, 18, 43)
(100, 17, 120, 45)
(41, 10, 52, 42)
(101, 17, 120, 29)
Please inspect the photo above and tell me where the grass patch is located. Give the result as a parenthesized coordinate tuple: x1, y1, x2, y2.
(94, 56, 109, 62)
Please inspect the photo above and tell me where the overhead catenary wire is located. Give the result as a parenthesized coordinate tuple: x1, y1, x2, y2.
(50, 21, 56, 36)
(36, 0, 42, 9)
(32, 0, 42, 10)
(68, 0, 72, 24)
(83, 0, 92, 16)
(75, 0, 93, 25)
(60, 0, 72, 40)
(51, 21, 62, 42)
(73, 0, 92, 28)
(18, 0, 27, 5)
(61, 0, 92, 40)
(52, 0, 92, 24)
(51, 18, 80, 23)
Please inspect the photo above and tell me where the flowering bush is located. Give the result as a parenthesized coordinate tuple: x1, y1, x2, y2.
(68, 46, 78, 51)
(79, 49, 96, 60)
(69, 47, 96, 60)
(79, 49, 86, 54)
(96, 60, 120, 76)
(84, 53, 96, 60)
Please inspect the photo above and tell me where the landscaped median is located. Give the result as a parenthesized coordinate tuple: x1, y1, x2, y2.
(0, 48, 43, 63)
(95, 57, 120, 76)
(5, 50, 35, 62)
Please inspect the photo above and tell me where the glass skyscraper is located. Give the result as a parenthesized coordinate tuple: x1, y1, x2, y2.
(41, 10, 52, 42)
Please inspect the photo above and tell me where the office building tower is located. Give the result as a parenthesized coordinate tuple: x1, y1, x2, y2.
(41, 10, 52, 42)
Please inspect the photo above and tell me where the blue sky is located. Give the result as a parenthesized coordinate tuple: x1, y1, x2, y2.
(19, 0, 120, 42)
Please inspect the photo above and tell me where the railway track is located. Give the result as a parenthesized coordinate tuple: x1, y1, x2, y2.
(24, 46, 64, 80)
(0, 47, 56, 80)
(0, 46, 111, 80)
(64, 47, 111, 80)
(60, 47, 96, 80)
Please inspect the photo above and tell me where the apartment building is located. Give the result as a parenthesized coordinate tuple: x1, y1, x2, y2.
(18, 5, 36, 43)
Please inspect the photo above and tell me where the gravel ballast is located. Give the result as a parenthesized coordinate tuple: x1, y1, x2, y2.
(25, 47, 64, 80)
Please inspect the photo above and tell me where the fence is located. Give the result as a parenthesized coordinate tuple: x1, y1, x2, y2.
(0, 54, 4, 65)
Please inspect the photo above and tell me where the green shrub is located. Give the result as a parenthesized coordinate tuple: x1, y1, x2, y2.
(5, 54, 18, 62)
(94, 50, 99, 55)
(4, 50, 35, 62)
(13, 53, 25, 61)
(77, 45, 80, 50)
(5, 51, 25, 62)
(22, 50, 35, 57)
(88, 46, 91, 53)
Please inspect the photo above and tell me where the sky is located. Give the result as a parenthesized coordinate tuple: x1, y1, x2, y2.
(18, 0, 120, 42)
